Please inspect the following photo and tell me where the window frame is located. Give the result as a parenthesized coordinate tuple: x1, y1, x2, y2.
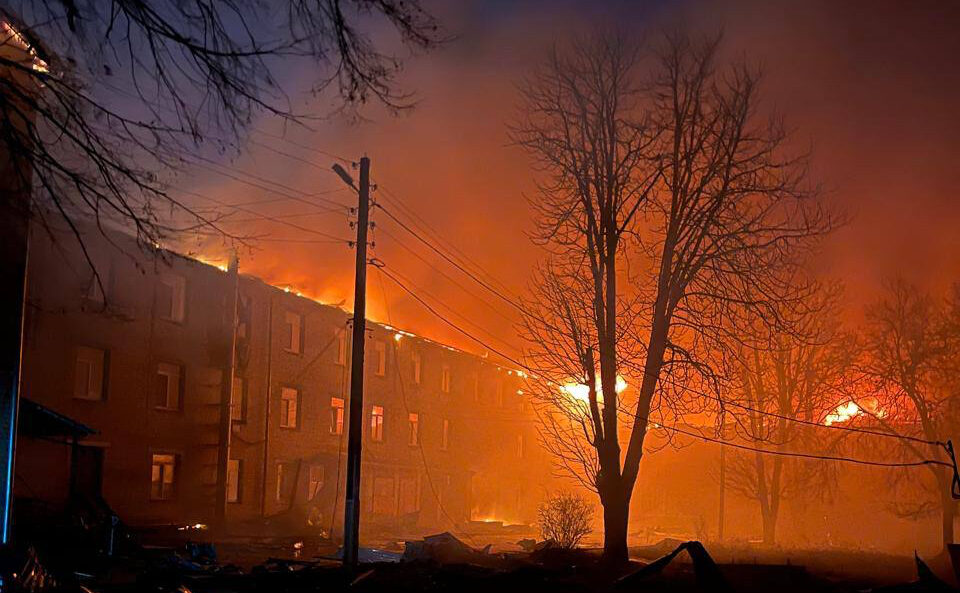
(374, 340, 386, 376)
(370, 405, 385, 442)
(157, 273, 186, 323)
(412, 351, 422, 385)
(230, 376, 247, 423)
(335, 328, 347, 365)
(279, 386, 300, 429)
(283, 310, 304, 354)
(154, 362, 183, 411)
(330, 397, 345, 435)
(150, 453, 177, 501)
(308, 464, 325, 500)
(441, 365, 451, 394)
(74, 346, 107, 401)
(408, 412, 419, 446)
(440, 418, 450, 451)
(227, 458, 242, 503)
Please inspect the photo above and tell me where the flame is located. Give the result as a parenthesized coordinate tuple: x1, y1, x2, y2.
(824, 398, 885, 426)
(1, 20, 50, 74)
(562, 375, 628, 404)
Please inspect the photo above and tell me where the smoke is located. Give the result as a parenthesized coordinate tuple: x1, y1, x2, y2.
(181, 0, 960, 349)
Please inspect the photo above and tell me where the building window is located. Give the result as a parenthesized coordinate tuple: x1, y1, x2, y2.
(399, 475, 420, 514)
(276, 462, 292, 502)
(441, 418, 450, 451)
(517, 434, 525, 459)
(230, 376, 246, 422)
(283, 310, 302, 354)
(336, 328, 347, 365)
(280, 387, 299, 428)
(308, 464, 324, 500)
(374, 340, 386, 376)
(150, 454, 176, 500)
(373, 476, 397, 516)
(412, 351, 422, 384)
(227, 459, 241, 503)
(496, 380, 504, 407)
(154, 363, 182, 410)
(330, 397, 345, 435)
(408, 413, 419, 446)
(441, 365, 451, 393)
(74, 346, 106, 400)
(471, 374, 480, 401)
(370, 405, 384, 442)
(157, 274, 186, 322)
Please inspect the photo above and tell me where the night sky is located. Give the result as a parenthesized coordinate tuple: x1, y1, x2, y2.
(178, 0, 960, 355)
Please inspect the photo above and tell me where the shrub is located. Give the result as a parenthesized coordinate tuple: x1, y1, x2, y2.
(537, 491, 594, 549)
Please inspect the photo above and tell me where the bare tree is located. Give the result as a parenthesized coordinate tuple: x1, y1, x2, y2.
(537, 491, 595, 549)
(514, 31, 834, 564)
(723, 289, 852, 545)
(859, 279, 960, 550)
(0, 0, 442, 269)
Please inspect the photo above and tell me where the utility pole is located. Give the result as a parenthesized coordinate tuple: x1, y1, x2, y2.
(339, 156, 370, 569)
(718, 424, 726, 541)
(215, 252, 240, 527)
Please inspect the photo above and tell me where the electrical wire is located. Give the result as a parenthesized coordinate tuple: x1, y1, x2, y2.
(173, 186, 353, 243)
(252, 128, 354, 165)
(183, 154, 353, 211)
(377, 184, 517, 298)
(376, 203, 528, 316)
(376, 261, 956, 472)
(374, 265, 482, 547)
(376, 225, 518, 324)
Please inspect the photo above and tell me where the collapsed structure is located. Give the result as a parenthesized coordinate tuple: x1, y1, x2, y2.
(17, 225, 553, 541)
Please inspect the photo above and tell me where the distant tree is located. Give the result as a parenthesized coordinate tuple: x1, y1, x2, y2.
(723, 287, 852, 545)
(859, 279, 960, 550)
(514, 31, 835, 565)
(0, 0, 442, 274)
(538, 491, 594, 549)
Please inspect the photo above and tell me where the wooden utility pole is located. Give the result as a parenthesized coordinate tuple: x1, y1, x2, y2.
(342, 156, 370, 569)
(215, 252, 240, 526)
(718, 424, 726, 541)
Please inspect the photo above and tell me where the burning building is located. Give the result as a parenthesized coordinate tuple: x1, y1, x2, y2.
(16, 223, 553, 542)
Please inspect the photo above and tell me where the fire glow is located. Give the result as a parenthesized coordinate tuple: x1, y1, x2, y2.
(562, 375, 628, 404)
(824, 398, 885, 426)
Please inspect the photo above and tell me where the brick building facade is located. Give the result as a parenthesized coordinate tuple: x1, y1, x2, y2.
(18, 225, 553, 541)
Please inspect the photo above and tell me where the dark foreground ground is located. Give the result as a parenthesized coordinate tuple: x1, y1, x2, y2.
(7, 535, 955, 593)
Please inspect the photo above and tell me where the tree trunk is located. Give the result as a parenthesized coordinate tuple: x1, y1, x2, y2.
(602, 490, 630, 566)
(761, 508, 778, 546)
(942, 490, 955, 551)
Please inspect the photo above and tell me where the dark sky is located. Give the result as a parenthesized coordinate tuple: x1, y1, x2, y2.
(181, 0, 960, 356)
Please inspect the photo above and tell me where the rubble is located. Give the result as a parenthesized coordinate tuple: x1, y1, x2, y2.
(615, 540, 729, 592)
(402, 532, 489, 565)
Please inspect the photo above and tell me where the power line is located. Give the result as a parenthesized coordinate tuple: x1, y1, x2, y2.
(374, 258, 523, 356)
(183, 154, 353, 211)
(225, 208, 345, 224)
(173, 186, 353, 243)
(378, 263, 528, 370)
(377, 261, 954, 472)
(373, 266, 481, 548)
(252, 128, 354, 165)
(377, 203, 528, 316)
(662, 422, 952, 469)
(377, 184, 517, 298)
(657, 375, 946, 448)
(376, 225, 517, 324)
